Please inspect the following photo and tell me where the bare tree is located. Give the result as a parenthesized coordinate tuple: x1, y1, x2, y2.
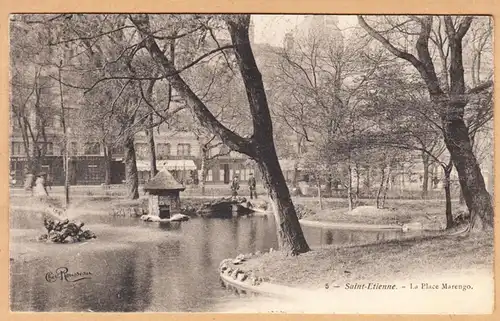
(359, 15, 493, 231)
(130, 14, 310, 255)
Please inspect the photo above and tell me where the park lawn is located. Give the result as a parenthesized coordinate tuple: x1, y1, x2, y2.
(239, 230, 493, 289)
(301, 199, 466, 230)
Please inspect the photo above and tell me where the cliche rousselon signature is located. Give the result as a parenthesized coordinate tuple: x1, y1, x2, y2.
(45, 267, 92, 283)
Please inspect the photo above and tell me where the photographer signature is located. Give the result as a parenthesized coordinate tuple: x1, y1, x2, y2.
(45, 267, 92, 283)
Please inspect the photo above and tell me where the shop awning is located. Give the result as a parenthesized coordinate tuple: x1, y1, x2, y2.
(136, 160, 197, 172)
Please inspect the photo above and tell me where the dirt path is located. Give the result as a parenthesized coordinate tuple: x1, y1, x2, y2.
(216, 268, 493, 314)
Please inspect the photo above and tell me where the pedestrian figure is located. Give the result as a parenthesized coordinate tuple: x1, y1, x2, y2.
(248, 173, 257, 199)
(34, 172, 49, 198)
(45, 173, 53, 191)
(230, 175, 240, 198)
(24, 172, 34, 196)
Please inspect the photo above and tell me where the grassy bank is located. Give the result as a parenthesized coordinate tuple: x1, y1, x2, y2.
(237, 231, 493, 290)
(297, 199, 466, 230)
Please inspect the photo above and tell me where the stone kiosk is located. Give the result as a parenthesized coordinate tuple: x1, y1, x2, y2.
(143, 170, 185, 219)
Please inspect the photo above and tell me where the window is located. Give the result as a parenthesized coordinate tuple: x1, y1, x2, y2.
(177, 143, 191, 156)
(41, 165, 50, 176)
(87, 164, 100, 181)
(207, 170, 213, 182)
(134, 143, 149, 159)
(45, 142, 54, 156)
(111, 144, 124, 156)
(11, 142, 24, 156)
(84, 142, 101, 155)
(157, 143, 171, 159)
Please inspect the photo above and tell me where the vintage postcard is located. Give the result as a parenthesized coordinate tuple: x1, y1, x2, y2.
(5, 7, 497, 318)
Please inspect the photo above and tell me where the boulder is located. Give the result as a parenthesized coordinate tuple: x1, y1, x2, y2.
(237, 273, 248, 282)
(235, 254, 246, 261)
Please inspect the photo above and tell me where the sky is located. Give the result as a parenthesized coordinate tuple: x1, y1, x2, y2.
(252, 14, 358, 47)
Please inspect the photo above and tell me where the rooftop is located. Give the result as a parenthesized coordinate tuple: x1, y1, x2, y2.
(143, 169, 186, 192)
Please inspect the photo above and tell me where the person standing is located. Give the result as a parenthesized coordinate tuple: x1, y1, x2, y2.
(34, 172, 49, 197)
(230, 175, 240, 198)
(24, 171, 34, 196)
(248, 173, 257, 199)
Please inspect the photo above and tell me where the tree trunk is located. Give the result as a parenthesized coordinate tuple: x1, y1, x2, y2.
(381, 163, 392, 208)
(103, 143, 112, 185)
(325, 173, 332, 197)
(376, 165, 386, 209)
(443, 164, 454, 229)
(355, 163, 360, 201)
(292, 164, 299, 188)
(257, 153, 310, 255)
(147, 114, 157, 179)
(421, 152, 429, 199)
(124, 134, 139, 200)
(442, 114, 493, 230)
(316, 173, 323, 210)
(347, 165, 353, 211)
(365, 165, 372, 198)
(200, 149, 207, 196)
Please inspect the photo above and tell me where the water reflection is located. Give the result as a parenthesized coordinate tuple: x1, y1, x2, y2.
(301, 225, 417, 248)
(10, 213, 420, 312)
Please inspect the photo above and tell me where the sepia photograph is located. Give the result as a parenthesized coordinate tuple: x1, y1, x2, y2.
(8, 13, 494, 314)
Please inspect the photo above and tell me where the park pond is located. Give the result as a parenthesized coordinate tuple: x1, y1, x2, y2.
(10, 209, 423, 312)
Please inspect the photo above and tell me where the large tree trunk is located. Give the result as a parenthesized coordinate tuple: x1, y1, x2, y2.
(257, 153, 310, 255)
(442, 114, 493, 230)
(421, 152, 430, 199)
(124, 134, 139, 200)
(443, 164, 454, 229)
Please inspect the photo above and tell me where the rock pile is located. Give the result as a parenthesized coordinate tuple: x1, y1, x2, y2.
(219, 252, 269, 287)
(38, 218, 96, 243)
